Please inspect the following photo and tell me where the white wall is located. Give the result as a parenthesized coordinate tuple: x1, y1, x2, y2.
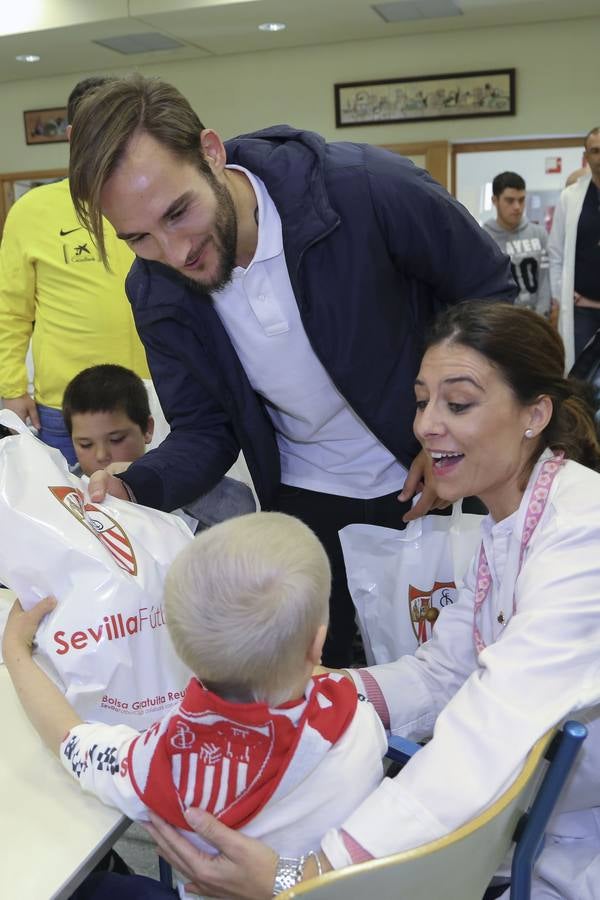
(457, 146, 585, 221)
(0, 15, 596, 173)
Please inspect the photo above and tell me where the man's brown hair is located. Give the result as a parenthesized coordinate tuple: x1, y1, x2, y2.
(68, 73, 206, 265)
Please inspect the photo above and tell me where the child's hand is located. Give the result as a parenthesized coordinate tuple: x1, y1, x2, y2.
(2, 596, 56, 664)
(3, 596, 81, 753)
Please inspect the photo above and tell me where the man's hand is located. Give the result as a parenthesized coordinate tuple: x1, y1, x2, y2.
(2, 596, 56, 666)
(88, 465, 132, 503)
(399, 449, 451, 523)
(145, 809, 279, 899)
(105, 462, 132, 476)
(2, 394, 40, 430)
(549, 299, 559, 329)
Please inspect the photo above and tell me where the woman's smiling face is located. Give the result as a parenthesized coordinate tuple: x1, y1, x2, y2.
(413, 340, 538, 521)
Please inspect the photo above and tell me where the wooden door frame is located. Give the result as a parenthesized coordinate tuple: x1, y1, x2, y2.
(451, 137, 584, 195)
(0, 168, 67, 236)
(381, 141, 450, 190)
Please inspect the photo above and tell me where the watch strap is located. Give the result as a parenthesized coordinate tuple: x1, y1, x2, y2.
(273, 855, 306, 895)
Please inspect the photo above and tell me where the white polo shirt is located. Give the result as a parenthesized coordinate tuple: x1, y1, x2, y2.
(211, 166, 407, 499)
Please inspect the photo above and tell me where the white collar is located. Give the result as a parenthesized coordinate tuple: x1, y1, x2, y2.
(226, 164, 283, 270)
(481, 447, 556, 542)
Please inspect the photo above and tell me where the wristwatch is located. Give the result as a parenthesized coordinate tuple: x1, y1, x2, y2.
(273, 855, 306, 894)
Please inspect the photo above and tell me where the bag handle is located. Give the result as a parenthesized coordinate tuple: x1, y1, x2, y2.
(0, 408, 32, 436)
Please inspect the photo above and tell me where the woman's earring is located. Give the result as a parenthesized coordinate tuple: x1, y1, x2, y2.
(524, 428, 534, 439)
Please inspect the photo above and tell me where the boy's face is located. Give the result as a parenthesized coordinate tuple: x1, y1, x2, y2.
(70, 409, 154, 476)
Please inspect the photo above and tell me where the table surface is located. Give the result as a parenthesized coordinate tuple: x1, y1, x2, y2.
(0, 590, 130, 900)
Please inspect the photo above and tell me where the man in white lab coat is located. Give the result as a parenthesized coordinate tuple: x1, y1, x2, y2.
(549, 127, 600, 370)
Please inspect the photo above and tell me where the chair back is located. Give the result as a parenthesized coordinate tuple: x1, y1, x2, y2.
(281, 722, 586, 900)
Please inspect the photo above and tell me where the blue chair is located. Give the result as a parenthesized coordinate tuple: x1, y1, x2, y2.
(281, 720, 587, 900)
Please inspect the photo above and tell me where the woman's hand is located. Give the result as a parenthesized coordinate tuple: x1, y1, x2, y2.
(145, 809, 278, 899)
(2, 596, 56, 665)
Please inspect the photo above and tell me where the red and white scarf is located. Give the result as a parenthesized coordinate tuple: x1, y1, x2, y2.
(127, 672, 357, 829)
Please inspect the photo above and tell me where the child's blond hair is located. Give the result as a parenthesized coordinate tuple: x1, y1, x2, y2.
(165, 512, 330, 706)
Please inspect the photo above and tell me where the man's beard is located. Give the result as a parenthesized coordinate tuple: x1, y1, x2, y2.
(179, 172, 238, 295)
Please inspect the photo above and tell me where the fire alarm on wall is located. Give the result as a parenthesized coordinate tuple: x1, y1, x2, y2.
(545, 157, 562, 174)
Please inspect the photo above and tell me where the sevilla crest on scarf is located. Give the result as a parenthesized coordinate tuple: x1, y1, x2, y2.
(130, 675, 357, 830)
(167, 715, 276, 821)
(49, 486, 138, 575)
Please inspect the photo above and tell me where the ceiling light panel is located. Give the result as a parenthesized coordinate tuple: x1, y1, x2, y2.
(373, 0, 463, 23)
(93, 32, 186, 54)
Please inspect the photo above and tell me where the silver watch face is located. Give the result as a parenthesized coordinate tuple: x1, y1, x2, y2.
(273, 857, 305, 894)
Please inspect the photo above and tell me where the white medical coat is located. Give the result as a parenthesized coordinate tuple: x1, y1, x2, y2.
(548, 174, 592, 371)
(323, 452, 600, 900)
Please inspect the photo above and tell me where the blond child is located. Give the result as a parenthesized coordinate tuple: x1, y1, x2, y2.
(3, 513, 385, 860)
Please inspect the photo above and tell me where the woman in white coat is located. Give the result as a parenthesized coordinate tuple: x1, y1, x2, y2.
(87, 304, 600, 900)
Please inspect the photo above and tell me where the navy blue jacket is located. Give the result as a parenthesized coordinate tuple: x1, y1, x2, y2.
(122, 127, 515, 510)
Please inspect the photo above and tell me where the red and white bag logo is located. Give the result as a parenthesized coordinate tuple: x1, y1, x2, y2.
(408, 580, 456, 644)
(49, 486, 138, 576)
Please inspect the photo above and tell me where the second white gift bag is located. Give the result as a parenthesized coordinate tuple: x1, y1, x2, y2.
(340, 503, 484, 665)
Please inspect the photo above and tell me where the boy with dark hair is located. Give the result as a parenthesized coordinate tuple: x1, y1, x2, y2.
(63, 364, 155, 475)
(63, 364, 256, 531)
(483, 171, 551, 317)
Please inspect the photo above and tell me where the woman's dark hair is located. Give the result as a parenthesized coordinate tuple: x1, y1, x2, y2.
(426, 302, 600, 473)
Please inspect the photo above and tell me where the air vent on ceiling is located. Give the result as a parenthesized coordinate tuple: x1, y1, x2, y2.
(93, 33, 185, 54)
(373, 0, 462, 23)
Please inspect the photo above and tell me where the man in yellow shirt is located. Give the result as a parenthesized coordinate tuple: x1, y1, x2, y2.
(0, 77, 149, 464)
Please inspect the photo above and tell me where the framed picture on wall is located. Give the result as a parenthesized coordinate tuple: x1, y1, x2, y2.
(23, 107, 69, 145)
(334, 68, 515, 128)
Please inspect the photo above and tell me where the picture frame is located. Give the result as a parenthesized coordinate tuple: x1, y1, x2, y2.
(334, 68, 515, 128)
(23, 107, 69, 145)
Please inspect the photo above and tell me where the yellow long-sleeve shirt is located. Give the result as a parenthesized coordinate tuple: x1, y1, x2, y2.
(0, 178, 149, 409)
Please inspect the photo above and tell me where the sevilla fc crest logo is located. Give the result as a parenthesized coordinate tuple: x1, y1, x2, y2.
(169, 716, 275, 822)
(408, 580, 456, 644)
(49, 486, 137, 575)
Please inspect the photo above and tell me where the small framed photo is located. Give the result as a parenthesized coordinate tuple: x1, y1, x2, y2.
(23, 107, 69, 145)
(334, 68, 515, 128)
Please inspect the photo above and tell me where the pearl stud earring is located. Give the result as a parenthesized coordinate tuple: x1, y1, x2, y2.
(524, 428, 534, 439)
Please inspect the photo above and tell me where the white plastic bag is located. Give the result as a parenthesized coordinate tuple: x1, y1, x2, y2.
(0, 409, 192, 728)
(339, 503, 484, 665)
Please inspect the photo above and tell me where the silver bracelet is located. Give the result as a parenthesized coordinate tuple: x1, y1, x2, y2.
(306, 850, 323, 878)
(273, 855, 306, 895)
